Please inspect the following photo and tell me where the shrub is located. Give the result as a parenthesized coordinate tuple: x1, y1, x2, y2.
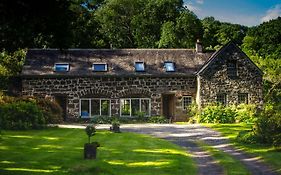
(253, 103, 281, 146)
(236, 104, 257, 123)
(199, 105, 236, 123)
(36, 98, 63, 124)
(91, 116, 112, 124)
(85, 125, 96, 143)
(148, 116, 169, 124)
(0, 101, 45, 130)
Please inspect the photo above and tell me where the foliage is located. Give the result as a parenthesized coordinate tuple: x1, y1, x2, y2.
(202, 17, 248, 50)
(91, 116, 113, 124)
(85, 124, 96, 143)
(148, 116, 169, 124)
(253, 104, 281, 146)
(0, 101, 45, 130)
(196, 104, 258, 124)
(199, 105, 236, 123)
(36, 98, 64, 124)
(235, 104, 257, 123)
(242, 17, 281, 59)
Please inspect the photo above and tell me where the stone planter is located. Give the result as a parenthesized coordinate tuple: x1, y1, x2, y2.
(84, 142, 100, 159)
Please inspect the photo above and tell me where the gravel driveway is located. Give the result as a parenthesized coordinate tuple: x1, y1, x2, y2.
(120, 124, 279, 175)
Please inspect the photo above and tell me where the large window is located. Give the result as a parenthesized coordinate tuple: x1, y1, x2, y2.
(80, 98, 111, 118)
(238, 93, 248, 104)
(54, 63, 70, 72)
(120, 98, 151, 117)
(217, 94, 227, 105)
(182, 96, 192, 110)
(227, 60, 237, 78)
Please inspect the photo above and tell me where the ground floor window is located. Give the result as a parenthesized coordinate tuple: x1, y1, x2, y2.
(120, 98, 151, 117)
(182, 96, 192, 109)
(217, 94, 227, 105)
(80, 98, 111, 118)
(238, 93, 248, 104)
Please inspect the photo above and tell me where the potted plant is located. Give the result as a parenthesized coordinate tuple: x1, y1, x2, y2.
(84, 124, 100, 159)
(110, 118, 120, 133)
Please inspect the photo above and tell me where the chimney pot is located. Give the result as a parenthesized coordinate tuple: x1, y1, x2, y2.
(196, 39, 203, 53)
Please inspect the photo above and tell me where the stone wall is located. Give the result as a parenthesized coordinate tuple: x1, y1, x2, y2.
(22, 76, 196, 121)
(197, 44, 263, 107)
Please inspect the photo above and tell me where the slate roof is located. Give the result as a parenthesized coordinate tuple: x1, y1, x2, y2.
(22, 49, 213, 77)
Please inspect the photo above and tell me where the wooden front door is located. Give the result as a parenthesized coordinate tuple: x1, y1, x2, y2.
(162, 94, 175, 120)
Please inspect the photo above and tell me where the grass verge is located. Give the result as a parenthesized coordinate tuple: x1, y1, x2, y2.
(204, 123, 281, 173)
(0, 128, 196, 175)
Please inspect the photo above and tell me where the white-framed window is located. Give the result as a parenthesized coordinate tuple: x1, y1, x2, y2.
(54, 63, 70, 72)
(79, 98, 111, 118)
(120, 98, 151, 117)
(164, 61, 175, 72)
(238, 93, 248, 104)
(92, 63, 108, 72)
(182, 96, 192, 110)
(217, 94, 227, 105)
(135, 62, 145, 72)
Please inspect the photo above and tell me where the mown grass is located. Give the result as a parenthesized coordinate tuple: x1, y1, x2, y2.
(204, 123, 281, 173)
(0, 128, 196, 175)
(197, 141, 250, 175)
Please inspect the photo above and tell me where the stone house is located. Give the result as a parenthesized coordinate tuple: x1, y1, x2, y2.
(21, 42, 263, 121)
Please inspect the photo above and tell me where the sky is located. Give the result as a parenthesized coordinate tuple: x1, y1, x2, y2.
(183, 0, 281, 26)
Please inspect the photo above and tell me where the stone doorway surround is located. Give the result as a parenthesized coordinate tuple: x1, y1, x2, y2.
(161, 93, 175, 120)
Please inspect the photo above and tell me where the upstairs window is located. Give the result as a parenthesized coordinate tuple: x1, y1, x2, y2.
(54, 63, 69, 72)
(92, 63, 108, 72)
(135, 62, 145, 72)
(217, 94, 227, 105)
(164, 61, 175, 72)
(238, 93, 248, 104)
(227, 60, 237, 78)
(182, 96, 192, 110)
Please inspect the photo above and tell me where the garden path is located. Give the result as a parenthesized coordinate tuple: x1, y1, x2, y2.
(120, 124, 279, 175)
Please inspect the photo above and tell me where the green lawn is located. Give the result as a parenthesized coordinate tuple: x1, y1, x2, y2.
(0, 128, 196, 175)
(204, 123, 281, 173)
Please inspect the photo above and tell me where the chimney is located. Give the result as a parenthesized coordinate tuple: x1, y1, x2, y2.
(196, 39, 203, 53)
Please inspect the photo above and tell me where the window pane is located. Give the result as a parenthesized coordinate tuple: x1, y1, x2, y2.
(101, 100, 110, 116)
(81, 100, 90, 117)
(217, 94, 226, 105)
(227, 61, 237, 77)
(121, 99, 130, 115)
(135, 62, 145, 72)
(91, 99, 100, 116)
(141, 99, 150, 116)
(54, 63, 69, 72)
(164, 62, 175, 72)
(238, 93, 248, 104)
(92, 64, 107, 72)
(183, 96, 192, 109)
(131, 99, 140, 116)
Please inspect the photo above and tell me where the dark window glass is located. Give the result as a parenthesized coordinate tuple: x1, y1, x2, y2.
(92, 64, 108, 72)
(81, 100, 90, 118)
(238, 93, 248, 104)
(183, 96, 192, 110)
(227, 61, 237, 77)
(217, 94, 227, 105)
